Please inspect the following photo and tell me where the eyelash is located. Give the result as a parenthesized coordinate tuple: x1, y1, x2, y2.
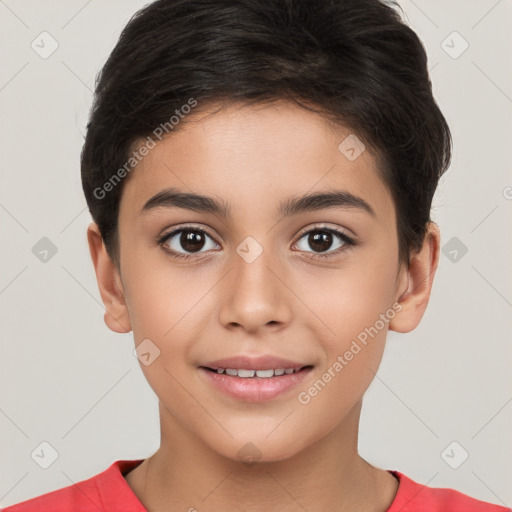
(157, 224, 356, 261)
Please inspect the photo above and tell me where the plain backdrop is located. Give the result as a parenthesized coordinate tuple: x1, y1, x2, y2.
(0, 0, 511, 508)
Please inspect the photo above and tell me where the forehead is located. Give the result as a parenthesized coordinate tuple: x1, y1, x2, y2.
(119, 101, 395, 227)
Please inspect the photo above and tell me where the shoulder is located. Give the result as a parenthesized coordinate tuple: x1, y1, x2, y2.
(1, 459, 145, 512)
(388, 470, 511, 512)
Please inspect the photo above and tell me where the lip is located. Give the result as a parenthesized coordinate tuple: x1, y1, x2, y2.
(198, 355, 313, 403)
(200, 355, 308, 372)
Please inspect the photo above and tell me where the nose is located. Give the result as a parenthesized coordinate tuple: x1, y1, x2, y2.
(218, 241, 292, 335)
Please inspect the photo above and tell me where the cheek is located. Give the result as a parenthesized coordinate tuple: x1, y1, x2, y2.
(303, 254, 398, 344)
(293, 271, 395, 433)
(298, 248, 398, 397)
(121, 256, 222, 389)
(122, 267, 208, 401)
(122, 249, 206, 338)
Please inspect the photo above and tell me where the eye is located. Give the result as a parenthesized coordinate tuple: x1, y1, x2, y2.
(294, 227, 355, 259)
(157, 225, 220, 260)
(157, 224, 355, 261)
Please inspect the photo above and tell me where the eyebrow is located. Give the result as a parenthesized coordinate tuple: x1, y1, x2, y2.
(139, 187, 376, 219)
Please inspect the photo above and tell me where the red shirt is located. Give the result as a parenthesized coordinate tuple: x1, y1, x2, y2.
(2, 459, 510, 512)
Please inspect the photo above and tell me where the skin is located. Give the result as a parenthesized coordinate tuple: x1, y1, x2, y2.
(87, 100, 440, 512)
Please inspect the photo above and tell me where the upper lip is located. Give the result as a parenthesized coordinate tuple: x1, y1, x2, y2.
(200, 355, 311, 371)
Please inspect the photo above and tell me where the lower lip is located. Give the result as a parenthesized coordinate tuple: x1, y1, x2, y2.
(199, 367, 313, 402)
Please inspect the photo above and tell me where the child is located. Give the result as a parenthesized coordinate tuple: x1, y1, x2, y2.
(3, 0, 509, 510)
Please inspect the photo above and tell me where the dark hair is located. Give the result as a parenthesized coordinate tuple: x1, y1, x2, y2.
(81, 0, 452, 269)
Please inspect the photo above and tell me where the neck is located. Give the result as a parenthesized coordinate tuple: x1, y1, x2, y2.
(125, 400, 398, 512)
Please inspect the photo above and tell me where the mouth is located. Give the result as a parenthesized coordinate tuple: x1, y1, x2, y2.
(198, 363, 314, 402)
(201, 365, 312, 377)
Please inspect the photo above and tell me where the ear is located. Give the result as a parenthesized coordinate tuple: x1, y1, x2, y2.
(87, 222, 132, 334)
(389, 222, 440, 333)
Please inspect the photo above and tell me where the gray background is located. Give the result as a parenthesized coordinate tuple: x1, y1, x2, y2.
(1, 0, 511, 508)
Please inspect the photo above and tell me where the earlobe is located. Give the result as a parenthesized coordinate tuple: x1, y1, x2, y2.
(86, 222, 132, 334)
(389, 222, 440, 333)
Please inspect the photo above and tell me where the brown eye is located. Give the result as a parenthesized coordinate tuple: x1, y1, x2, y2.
(159, 227, 219, 259)
(294, 228, 354, 258)
(308, 231, 334, 253)
(179, 230, 207, 252)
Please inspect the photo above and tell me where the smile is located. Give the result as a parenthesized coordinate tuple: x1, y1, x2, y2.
(206, 366, 307, 378)
(199, 365, 314, 402)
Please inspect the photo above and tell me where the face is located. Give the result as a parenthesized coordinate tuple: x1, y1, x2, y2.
(103, 101, 413, 462)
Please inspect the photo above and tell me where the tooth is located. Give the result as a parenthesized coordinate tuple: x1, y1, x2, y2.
(217, 367, 300, 377)
(237, 369, 256, 378)
(255, 369, 274, 378)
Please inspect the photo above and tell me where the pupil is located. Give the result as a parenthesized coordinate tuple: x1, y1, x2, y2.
(309, 231, 332, 252)
(181, 230, 205, 252)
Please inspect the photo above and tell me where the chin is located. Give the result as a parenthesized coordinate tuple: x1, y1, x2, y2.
(208, 432, 307, 466)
